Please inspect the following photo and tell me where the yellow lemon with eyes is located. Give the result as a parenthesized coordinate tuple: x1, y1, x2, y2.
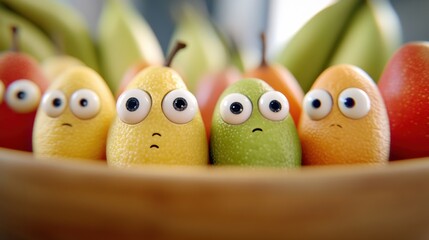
(298, 64, 390, 165)
(106, 66, 208, 167)
(33, 66, 115, 161)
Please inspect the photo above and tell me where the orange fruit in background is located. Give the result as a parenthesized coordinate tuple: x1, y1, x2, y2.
(299, 64, 390, 165)
(244, 64, 303, 126)
(244, 33, 303, 126)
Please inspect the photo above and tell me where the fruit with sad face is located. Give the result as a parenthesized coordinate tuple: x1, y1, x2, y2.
(32, 66, 115, 160)
(299, 64, 389, 165)
(107, 42, 208, 167)
(210, 78, 301, 167)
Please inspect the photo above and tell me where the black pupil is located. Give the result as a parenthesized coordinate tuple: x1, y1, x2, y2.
(344, 97, 355, 108)
(52, 98, 62, 108)
(17, 91, 26, 100)
(126, 97, 139, 112)
(269, 100, 282, 112)
(312, 99, 321, 109)
(230, 102, 243, 115)
(80, 99, 88, 107)
(173, 97, 187, 111)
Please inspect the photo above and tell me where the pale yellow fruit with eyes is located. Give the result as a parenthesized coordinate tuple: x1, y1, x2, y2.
(33, 66, 115, 161)
(107, 66, 208, 167)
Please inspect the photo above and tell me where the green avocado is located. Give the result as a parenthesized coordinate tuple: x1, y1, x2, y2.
(210, 78, 301, 167)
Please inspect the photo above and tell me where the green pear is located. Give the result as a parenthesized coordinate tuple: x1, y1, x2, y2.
(210, 78, 301, 167)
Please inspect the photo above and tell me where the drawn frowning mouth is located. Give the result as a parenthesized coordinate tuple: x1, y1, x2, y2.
(330, 124, 343, 128)
(61, 123, 72, 127)
(150, 133, 161, 149)
(252, 128, 263, 133)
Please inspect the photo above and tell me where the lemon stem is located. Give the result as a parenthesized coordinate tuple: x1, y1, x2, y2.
(165, 41, 187, 67)
(260, 32, 267, 67)
(10, 25, 19, 52)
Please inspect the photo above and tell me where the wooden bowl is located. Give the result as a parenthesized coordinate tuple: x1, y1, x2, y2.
(1, 147, 429, 239)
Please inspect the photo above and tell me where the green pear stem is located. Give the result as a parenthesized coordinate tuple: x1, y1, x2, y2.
(10, 25, 19, 52)
(260, 32, 268, 67)
(165, 41, 187, 67)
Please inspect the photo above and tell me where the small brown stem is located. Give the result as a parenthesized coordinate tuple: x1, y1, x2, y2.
(165, 41, 187, 67)
(10, 25, 19, 52)
(260, 32, 267, 67)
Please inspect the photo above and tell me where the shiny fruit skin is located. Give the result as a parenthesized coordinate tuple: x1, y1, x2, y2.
(378, 42, 429, 160)
(244, 64, 304, 126)
(0, 52, 49, 151)
(195, 67, 241, 138)
(299, 64, 389, 165)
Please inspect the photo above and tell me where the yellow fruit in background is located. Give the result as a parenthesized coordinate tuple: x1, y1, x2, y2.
(107, 66, 208, 167)
(33, 66, 115, 161)
(41, 55, 84, 82)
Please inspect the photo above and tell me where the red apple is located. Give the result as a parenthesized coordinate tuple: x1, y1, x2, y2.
(0, 53, 49, 152)
(378, 42, 429, 160)
(195, 67, 241, 137)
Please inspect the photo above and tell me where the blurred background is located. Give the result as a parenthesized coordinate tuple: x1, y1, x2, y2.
(68, 0, 429, 58)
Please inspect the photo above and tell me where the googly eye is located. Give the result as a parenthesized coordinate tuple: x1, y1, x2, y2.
(220, 93, 252, 125)
(70, 89, 100, 120)
(258, 91, 289, 121)
(338, 88, 371, 119)
(0, 81, 4, 104)
(162, 89, 198, 124)
(5, 79, 41, 113)
(41, 90, 67, 118)
(117, 89, 151, 124)
(303, 89, 333, 120)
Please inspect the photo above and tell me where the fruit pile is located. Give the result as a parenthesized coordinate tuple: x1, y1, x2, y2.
(0, 0, 428, 168)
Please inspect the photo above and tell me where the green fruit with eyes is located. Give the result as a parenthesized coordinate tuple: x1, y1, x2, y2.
(210, 78, 301, 167)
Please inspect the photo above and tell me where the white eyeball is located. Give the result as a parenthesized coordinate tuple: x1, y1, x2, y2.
(258, 91, 289, 121)
(220, 93, 252, 125)
(70, 89, 100, 120)
(303, 89, 333, 120)
(162, 89, 198, 124)
(0, 81, 4, 104)
(41, 90, 67, 118)
(117, 89, 151, 124)
(338, 88, 371, 119)
(5, 79, 41, 113)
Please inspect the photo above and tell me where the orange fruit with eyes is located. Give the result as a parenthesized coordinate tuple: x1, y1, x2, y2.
(299, 64, 390, 165)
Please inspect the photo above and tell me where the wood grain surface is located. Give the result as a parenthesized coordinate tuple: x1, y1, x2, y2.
(0, 148, 429, 240)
